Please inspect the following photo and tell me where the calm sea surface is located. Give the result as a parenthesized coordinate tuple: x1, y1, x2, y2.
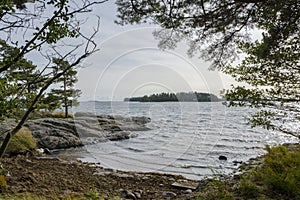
(69, 101, 298, 179)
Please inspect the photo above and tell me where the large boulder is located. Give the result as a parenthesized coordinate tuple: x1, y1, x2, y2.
(23, 113, 151, 150)
(25, 119, 83, 150)
(1, 113, 151, 150)
(0, 119, 18, 140)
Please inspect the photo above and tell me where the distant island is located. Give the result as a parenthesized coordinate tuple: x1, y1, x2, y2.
(124, 92, 220, 102)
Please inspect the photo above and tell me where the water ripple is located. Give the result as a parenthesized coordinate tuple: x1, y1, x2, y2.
(73, 102, 299, 180)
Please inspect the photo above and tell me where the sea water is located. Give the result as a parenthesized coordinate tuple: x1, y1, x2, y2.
(70, 101, 298, 180)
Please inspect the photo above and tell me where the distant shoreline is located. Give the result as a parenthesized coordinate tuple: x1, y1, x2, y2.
(78, 100, 223, 103)
(124, 91, 221, 102)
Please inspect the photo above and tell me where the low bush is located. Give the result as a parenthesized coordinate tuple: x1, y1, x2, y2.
(239, 145, 300, 199)
(196, 179, 234, 200)
(258, 145, 300, 198)
(239, 178, 259, 198)
(197, 145, 300, 199)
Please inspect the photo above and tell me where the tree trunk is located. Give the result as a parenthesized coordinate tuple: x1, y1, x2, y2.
(0, 122, 24, 158)
(0, 131, 11, 158)
(65, 99, 68, 118)
(63, 76, 68, 118)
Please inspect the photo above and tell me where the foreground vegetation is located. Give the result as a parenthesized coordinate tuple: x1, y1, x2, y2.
(0, 128, 36, 156)
(197, 144, 300, 200)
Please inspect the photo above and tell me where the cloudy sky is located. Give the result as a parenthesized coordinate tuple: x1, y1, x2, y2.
(74, 1, 237, 101)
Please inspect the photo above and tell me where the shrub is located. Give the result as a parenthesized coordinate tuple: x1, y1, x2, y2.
(261, 145, 300, 198)
(197, 179, 234, 200)
(242, 145, 300, 199)
(196, 145, 300, 199)
(5, 127, 36, 155)
(239, 178, 260, 198)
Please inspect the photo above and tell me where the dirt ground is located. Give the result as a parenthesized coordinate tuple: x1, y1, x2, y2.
(2, 144, 299, 199)
(1, 154, 200, 199)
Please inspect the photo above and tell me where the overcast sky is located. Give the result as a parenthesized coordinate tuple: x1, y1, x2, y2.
(73, 1, 237, 101)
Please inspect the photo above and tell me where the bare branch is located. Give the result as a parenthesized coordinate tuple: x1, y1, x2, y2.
(0, 0, 66, 73)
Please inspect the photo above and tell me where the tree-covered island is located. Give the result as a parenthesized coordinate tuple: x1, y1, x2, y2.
(124, 92, 220, 102)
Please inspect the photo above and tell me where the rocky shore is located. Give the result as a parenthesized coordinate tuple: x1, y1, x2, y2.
(1, 112, 151, 150)
(1, 113, 299, 199)
(0, 112, 203, 199)
(2, 143, 298, 199)
(2, 154, 200, 199)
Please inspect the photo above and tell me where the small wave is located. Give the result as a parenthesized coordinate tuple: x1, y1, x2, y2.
(176, 158, 196, 162)
(181, 164, 208, 169)
(126, 147, 145, 153)
(221, 138, 261, 143)
(221, 138, 245, 142)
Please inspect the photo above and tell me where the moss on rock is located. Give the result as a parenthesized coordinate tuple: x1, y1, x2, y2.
(5, 127, 36, 155)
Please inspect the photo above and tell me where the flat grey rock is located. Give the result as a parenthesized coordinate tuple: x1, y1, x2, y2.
(171, 180, 199, 190)
(27, 113, 150, 150)
(1, 113, 151, 150)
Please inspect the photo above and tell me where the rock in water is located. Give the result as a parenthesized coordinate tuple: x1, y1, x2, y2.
(233, 160, 243, 165)
(219, 155, 227, 161)
(44, 148, 52, 155)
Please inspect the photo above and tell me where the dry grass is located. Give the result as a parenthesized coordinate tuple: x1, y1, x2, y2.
(33, 111, 74, 119)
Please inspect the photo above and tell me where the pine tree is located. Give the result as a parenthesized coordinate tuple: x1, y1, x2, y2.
(0, 40, 44, 119)
(0, 0, 102, 158)
(47, 58, 81, 118)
